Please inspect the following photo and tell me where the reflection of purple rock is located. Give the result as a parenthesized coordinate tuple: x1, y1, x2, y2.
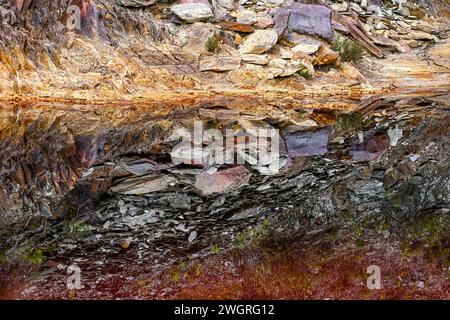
(285, 128, 330, 158)
(349, 134, 389, 162)
(194, 166, 251, 196)
(288, 3, 335, 42)
(79, 0, 107, 38)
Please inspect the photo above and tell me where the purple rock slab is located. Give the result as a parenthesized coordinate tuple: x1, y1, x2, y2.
(288, 3, 335, 42)
(285, 128, 330, 158)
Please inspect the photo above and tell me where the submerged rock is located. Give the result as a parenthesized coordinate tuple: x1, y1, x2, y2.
(188, 231, 198, 243)
(285, 128, 330, 158)
(229, 206, 262, 220)
(194, 166, 251, 196)
(349, 134, 389, 162)
(110, 175, 177, 195)
(387, 126, 403, 147)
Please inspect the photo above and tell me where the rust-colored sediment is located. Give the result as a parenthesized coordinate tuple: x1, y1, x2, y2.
(3, 228, 448, 300)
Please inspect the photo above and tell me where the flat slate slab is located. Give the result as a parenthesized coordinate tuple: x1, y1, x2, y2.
(288, 3, 335, 42)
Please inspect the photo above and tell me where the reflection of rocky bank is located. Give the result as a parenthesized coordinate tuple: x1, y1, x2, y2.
(0, 89, 448, 299)
(0, 0, 449, 299)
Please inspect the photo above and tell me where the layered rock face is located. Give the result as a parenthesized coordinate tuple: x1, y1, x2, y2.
(0, 0, 449, 299)
(1, 0, 449, 99)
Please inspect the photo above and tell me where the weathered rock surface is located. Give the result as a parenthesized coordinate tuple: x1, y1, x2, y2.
(110, 175, 177, 195)
(220, 21, 254, 33)
(240, 53, 269, 65)
(116, 0, 156, 7)
(176, 22, 216, 61)
(236, 10, 257, 25)
(288, 4, 335, 42)
(171, 3, 214, 22)
(0, 89, 448, 239)
(194, 166, 251, 196)
(291, 43, 320, 55)
(313, 45, 340, 65)
(285, 128, 330, 157)
(239, 30, 279, 54)
(268, 57, 304, 77)
(273, 7, 290, 36)
(199, 55, 241, 71)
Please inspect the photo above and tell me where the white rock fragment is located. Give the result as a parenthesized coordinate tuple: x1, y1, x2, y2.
(388, 126, 403, 147)
(236, 10, 257, 25)
(262, 0, 285, 5)
(292, 43, 320, 55)
(331, 1, 348, 12)
(171, 3, 214, 23)
(199, 55, 241, 72)
(188, 231, 198, 243)
(240, 54, 269, 65)
(239, 30, 278, 54)
(358, 131, 365, 143)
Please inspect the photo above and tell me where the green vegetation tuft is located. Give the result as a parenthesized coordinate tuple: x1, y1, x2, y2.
(407, 214, 449, 246)
(401, 213, 450, 261)
(335, 112, 363, 137)
(210, 244, 220, 254)
(385, 190, 403, 209)
(298, 64, 313, 79)
(234, 218, 271, 248)
(207, 33, 219, 53)
(25, 248, 45, 265)
(343, 210, 353, 222)
(355, 238, 365, 248)
(331, 36, 365, 62)
(0, 251, 6, 264)
(64, 219, 91, 240)
(171, 270, 181, 283)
